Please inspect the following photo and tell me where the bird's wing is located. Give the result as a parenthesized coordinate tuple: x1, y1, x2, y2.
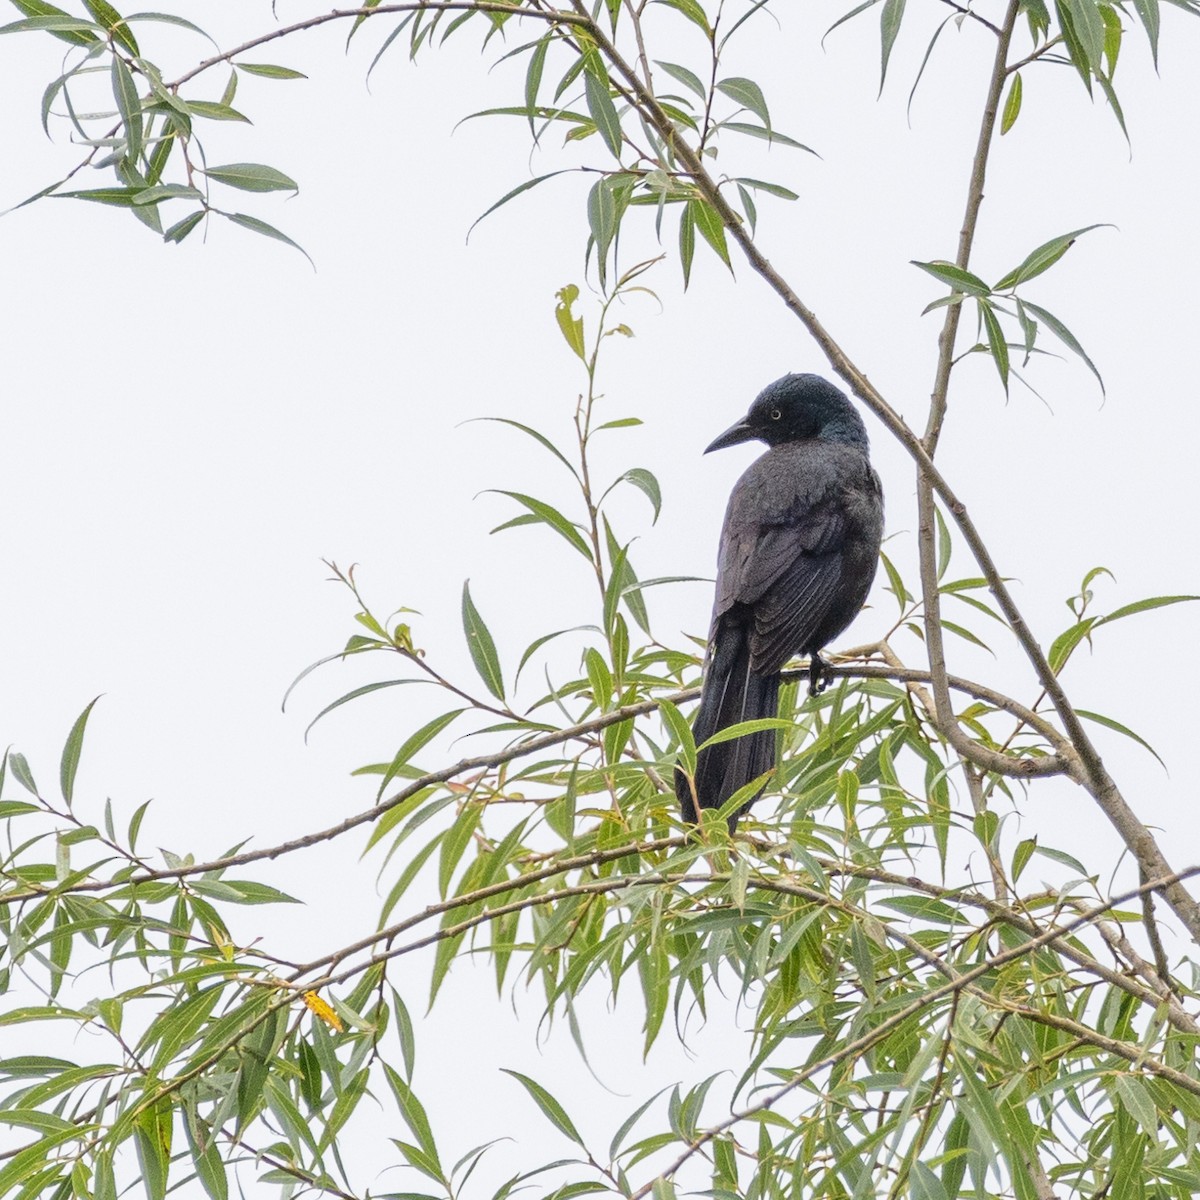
(712, 453, 858, 673)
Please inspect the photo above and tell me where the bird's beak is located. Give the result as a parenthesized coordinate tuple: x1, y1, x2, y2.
(704, 419, 757, 454)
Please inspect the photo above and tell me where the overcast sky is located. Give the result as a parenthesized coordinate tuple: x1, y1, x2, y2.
(2, 0, 1199, 1189)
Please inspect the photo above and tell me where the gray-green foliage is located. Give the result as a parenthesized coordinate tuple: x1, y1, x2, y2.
(3, 2, 1200, 1200)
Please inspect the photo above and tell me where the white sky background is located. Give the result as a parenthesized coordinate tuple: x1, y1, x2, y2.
(2, 0, 1200, 1192)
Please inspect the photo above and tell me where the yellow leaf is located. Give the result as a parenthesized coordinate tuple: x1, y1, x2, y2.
(303, 990, 343, 1032)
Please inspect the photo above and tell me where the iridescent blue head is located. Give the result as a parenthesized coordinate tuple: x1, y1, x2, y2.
(705, 373, 869, 453)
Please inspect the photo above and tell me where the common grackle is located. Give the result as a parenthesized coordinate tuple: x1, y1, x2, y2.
(676, 374, 884, 830)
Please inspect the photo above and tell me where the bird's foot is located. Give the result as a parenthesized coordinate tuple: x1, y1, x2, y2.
(808, 654, 830, 696)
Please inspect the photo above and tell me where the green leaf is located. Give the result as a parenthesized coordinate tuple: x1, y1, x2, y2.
(583, 69, 622, 159)
(383, 1063, 440, 1160)
(911, 259, 990, 296)
(879, 0, 906, 90)
(134, 184, 203, 205)
(462, 580, 505, 701)
(654, 59, 705, 100)
(82, 0, 136, 53)
(487, 491, 592, 558)
(979, 301, 1009, 392)
(524, 35, 549, 136)
(2, 5, 98, 45)
(1012, 837, 1037, 883)
(182, 1115, 228, 1200)
(502, 1070, 586, 1146)
(554, 283, 586, 360)
(616, 467, 661, 522)
(1020, 300, 1104, 391)
(185, 99, 250, 122)
(652, 0, 711, 34)
(202, 162, 297, 192)
(1102, 594, 1199, 624)
(688, 198, 731, 269)
(1132, 0, 1159, 64)
(9, 752, 39, 795)
(378, 710, 466, 798)
(994, 224, 1106, 290)
(715, 76, 770, 128)
(110, 53, 142, 163)
(163, 211, 205, 244)
(718, 121, 814, 152)
(467, 171, 573, 241)
(224, 212, 313, 266)
(59, 696, 100, 805)
(678, 203, 695, 289)
(587, 176, 619, 287)
(236, 62, 307, 79)
(732, 176, 799, 201)
(909, 1162, 949, 1200)
(1064, 0, 1106, 70)
(1000, 71, 1022, 134)
(1075, 709, 1164, 767)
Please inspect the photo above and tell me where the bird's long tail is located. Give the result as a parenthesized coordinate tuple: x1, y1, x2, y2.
(675, 624, 780, 830)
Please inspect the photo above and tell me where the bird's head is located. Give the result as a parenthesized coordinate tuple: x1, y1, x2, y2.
(705, 373, 869, 453)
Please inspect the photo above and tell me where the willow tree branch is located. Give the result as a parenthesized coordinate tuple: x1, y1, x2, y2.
(0, 662, 1065, 909)
(170, 3, 589, 88)
(569, 2, 1200, 942)
(624, 868, 1200, 1200)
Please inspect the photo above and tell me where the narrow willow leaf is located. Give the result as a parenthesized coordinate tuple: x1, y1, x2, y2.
(1001, 71, 1022, 134)
(678, 202, 695, 288)
(134, 184, 202, 205)
(502, 1070, 586, 1145)
(1103, 593, 1199, 623)
(59, 696, 100, 806)
(378, 709, 465, 797)
(83, 0, 136, 53)
(203, 162, 297, 192)
(9, 752, 38, 795)
(994, 224, 1106, 290)
(383, 1063, 440, 1159)
(236, 62, 307, 79)
(3, 7, 98, 46)
(979, 301, 1009, 392)
(224, 212, 313, 266)
(1132, 0, 1159, 64)
(587, 176, 618, 287)
(468, 170, 572, 241)
(1054, 0, 1095, 91)
(654, 59, 705, 99)
(584, 70, 622, 159)
(163, 210, 205, 244)
(1021, 300, 1104, 391)
(910, 1162, 950, 1200)
(110, 54, 142, 162)
(1012, 836, 1037, 883)
(879, 0, 906, 91)
(487, 490, 592, 558)
(1064, 0, 1106, 70)
(733, 176, 799, 200)
(462, 581, 505, 701)
(719, 121, 814, 152)
(652, 0, 711, 35)
(911, 259, 990, 296)
(1101, 5, 1122, 74)
(524, 34, 549, 136)
(688, 198, 731, 268)
(185, 100, 250, 122)
(715, 76, 771, 128)
(618, 467, 662, 521)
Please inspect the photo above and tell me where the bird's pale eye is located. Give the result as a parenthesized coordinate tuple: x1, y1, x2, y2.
(770, 408, 782, 420)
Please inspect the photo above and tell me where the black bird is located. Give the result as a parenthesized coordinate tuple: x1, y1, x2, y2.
(676, 374, 884, 830)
